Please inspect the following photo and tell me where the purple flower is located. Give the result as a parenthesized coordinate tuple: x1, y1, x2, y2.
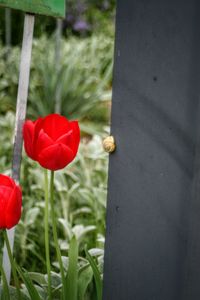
(73, 20, 91, 32)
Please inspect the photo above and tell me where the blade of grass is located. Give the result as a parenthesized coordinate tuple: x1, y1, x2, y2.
(85, 249, 102, 300)
(0, 265, 10, 300)
(16, 266, 41, 300)
(65, 236, 78, 300)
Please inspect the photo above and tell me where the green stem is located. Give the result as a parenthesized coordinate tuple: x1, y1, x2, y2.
(3, 230, 21, 300)
(50, 171, 65, 296)
(0, 263, 10, 300)
(44, 169, 52, 300)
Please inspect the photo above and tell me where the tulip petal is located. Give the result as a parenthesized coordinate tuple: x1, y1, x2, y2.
(23, 120, 35, 159)
(69, 121, 80, 156)
(38, 143, 74, 171)
(0, 174, 15, 188)
(33, 118, 44, 141)
(36, 129, 54, 158)
(56, 130, 73, 144)
(5, 186, 22, 229)
(23, 118, 43, 160)
(42, 114, 71, 141)
(56, 123, 80, 159)
(0, 186, 13, 228)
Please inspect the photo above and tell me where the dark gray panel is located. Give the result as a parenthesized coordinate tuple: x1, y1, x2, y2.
(103, 1, 200, 299)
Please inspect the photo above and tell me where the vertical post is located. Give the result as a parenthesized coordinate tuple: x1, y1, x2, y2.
(2, 13, 35, 282)
(5, 8, 11, 49)
(55, 19, 62, 113)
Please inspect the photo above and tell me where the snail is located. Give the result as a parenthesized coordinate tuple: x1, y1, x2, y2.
(103, 136, 116, 153)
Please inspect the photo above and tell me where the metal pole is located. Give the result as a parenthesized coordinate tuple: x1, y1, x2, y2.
(2, 13, 35, 282)
(55, 18, 62, 113)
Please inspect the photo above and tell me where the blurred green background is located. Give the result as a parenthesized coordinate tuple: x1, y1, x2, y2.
(0, 1, 115, 299)
(0, 0, 115, 134)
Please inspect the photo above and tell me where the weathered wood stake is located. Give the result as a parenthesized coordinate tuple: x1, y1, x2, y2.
(5, 8, 11, 49)
(55, 18, 62, 114)
(2, 13, 35, 282)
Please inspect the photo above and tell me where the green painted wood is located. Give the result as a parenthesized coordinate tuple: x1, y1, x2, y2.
(0, 0, 65, 18)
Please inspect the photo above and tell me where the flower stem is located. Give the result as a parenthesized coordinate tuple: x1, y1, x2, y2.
(0, 263, 11, 300)
(50, 171, 65, 297)
(3, 230, 21, 300)
(44, 169, 52, 300)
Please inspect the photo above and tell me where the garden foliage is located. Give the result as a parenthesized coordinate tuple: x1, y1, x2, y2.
(0, 3, 114, 298)
(0, 33, 113, 132)
(0, 111, 108, 299)
(0, 33, 112, 300)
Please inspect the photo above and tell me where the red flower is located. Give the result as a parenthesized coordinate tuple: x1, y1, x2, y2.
(0, 174, 22, 230)
(23, 114, 80, 171)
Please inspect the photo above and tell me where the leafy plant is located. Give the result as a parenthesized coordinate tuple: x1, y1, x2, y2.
(0, 33, 113, 131)
(0, 111, 108, 298)
(0, 14, 112, 296)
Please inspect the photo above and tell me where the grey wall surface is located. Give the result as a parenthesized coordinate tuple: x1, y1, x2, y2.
(103, 1, 200, 299)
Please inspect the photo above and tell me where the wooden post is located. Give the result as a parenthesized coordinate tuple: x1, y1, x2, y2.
(2, 13, 35, 282)
(55, 19, 62, 113)
(5, 8, 11, 49)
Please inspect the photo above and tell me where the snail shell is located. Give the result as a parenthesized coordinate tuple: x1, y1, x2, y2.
(103, 136, 116, 153)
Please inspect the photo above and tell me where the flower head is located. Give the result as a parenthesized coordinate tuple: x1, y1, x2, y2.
(0, 174, 22, 229)
(23, 114, 80, 171)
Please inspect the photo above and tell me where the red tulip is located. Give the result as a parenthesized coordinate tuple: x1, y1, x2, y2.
(23, 114, 80, 171)
(0, 174, 22, 229)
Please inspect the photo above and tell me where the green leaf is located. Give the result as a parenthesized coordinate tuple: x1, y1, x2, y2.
(65, 236, 79, 300)
(78, 264, 93, 300)
(16, 266, 41, 300)
(88, 248, 104, 257)
(85, 249, 102, 300)
(0, 265, 10, 300)
(0, 285, 29, 300)
(25, 208, 40, 226)
(28, 272, 46, 286)
(44, 272, 61, 288)
(72, 225, 96, 243)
